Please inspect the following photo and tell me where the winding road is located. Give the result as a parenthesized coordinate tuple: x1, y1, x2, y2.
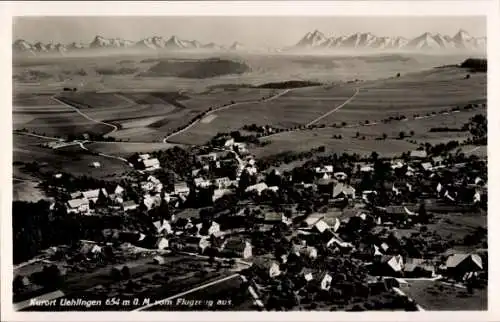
(163, 88, 293, 143)
(51, 96, 119, 136)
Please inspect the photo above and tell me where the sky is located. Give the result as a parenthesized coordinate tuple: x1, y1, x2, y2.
(13, 16, 486, 47)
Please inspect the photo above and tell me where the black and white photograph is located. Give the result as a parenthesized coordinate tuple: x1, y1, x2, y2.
(2, 1, 497, 319)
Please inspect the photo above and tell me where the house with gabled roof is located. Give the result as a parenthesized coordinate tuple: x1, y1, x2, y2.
(319, 271, 333, 291)
(67, 198, 89, 214)
(333, 183, 355, 200)
(372, 255, 405, 277)
(70, 191, 83, 199)
(253, 258, 281, 278)
(410, 150, 427, 159)
(404, 258, 436, 278)
(122, 200, 138, 211)
(153, 219, 173, 235)
(221, 237, 252, 259)
(245, 182, 269, 196)
(114, 185, 125, 196)
(445, 253, 483, 279)
(301, 267, 315, 282)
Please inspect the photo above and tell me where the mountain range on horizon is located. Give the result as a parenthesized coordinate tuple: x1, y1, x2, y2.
(13, 29, 486, 56)
(294, 29, 486, 51)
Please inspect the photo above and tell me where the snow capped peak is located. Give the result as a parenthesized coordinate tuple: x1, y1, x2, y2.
(292, 29, 485, 52)
(13, 39, 32, 51)
(453, 29, 473, 42)
(165, 35, 187, 48)
(296, 29, 327, 47)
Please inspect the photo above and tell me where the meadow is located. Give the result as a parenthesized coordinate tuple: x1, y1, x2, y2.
(13, 134, 132, 178)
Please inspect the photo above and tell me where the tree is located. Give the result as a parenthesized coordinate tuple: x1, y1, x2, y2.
(410, 130, 415, 136)
(382, 133, 388, 140)
(371, 151, 379, 162)
(111, 267, 122, 281)
(122, 266, 131, 279)
(13, 275, 25, 293)
(399, 131, 406, 139)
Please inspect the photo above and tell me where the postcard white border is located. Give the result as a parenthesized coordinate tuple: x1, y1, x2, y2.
(1, 1, 499, 321)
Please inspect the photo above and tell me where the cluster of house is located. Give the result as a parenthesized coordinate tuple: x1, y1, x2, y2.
(66, 184, 141, 214)
(131, 154, 161, 172)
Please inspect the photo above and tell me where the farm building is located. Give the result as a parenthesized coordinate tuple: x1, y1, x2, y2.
(194, 177, 211, 188)
(142, 158, 161, 172)
(245, 182, 269, 195)
(224, 138, 235, 147)
(315, 165, 334, 174)
(403, 258, 436, 278)
(122, 200, 138, 211)
(301, 268, 315, 282)
(221, 238, 253, 259)
(153, 219, 173, 235)
(319, 272, 333, 290)
(421, 162, 433, 171)
(410, 150, 428, 159)
(332, 183, 356, 199)
(372, 255, 405, 277)
(90, 161, 101, 168)
(253, 258, 281, 278)
(70, 191, 83, 199)
(114, 185, 125, 196)
(213, 177, 232, 189)
(299, 246, 318, 259)
(67, 198, 89, 214)
(155, 237, 169, 250)
(173, 182, 190, 196)
(196, 152, 219, 163)
(445, 253, 483, 279)
(196, 220, 221, 236)
(213, 188, 231, 202)
(143, 194, 162, 210)
(82, 188, 107, 203)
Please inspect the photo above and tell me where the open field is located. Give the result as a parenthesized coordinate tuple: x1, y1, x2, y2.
(396, 210, 486, 250)
(13, 177, 48, 202)
(254, 135, 418, 159)
(13, 100, 112, 138)
(315, 68, 486, 125)
(404, 280, 487, 310)
(85, 142, 183, 157)
(170, 67, 485, 146)
(253, 106, 484, 158)
(13, 133, 131, 178)
(170, 85, 357, 145)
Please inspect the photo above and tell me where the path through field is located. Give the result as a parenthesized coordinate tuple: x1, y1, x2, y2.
(306, 87, 360, 127)
(15, 131, 129, 164)
(163, 88, 293, 143)
(51, 96, 118, 136)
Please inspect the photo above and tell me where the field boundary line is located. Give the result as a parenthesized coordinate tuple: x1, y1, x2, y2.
(306, 87, 360, 127)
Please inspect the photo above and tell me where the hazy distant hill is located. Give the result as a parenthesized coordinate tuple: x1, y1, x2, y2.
(140, 58, 252, 79)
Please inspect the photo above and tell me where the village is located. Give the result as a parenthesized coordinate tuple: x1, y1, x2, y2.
(13, 129, 487, 311)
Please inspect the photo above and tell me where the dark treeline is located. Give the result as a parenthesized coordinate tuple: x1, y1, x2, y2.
(460, 58, 487, 72)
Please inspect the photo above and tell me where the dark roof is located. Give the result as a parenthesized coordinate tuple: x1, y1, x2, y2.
(264, 212, 282, 222)
(224, 238, 248, 252)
